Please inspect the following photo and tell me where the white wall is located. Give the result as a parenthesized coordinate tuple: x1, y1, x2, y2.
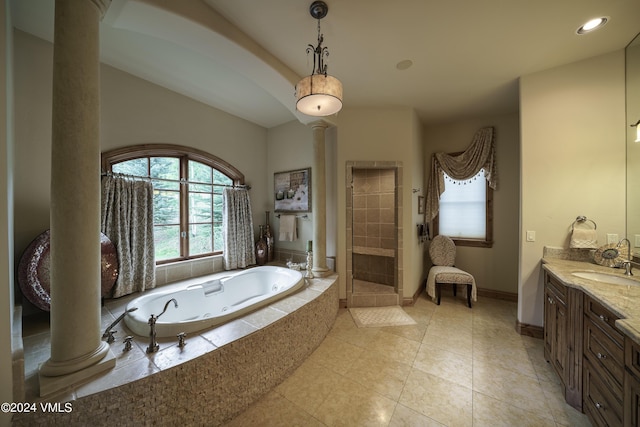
(1, 1, 14, 425)
(519, 50, 626, 327)
(423, 114, 520, 296)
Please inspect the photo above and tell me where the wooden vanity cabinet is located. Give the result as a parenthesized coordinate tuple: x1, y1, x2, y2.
(543, 272, 583, 409)
(583, 295, 624, 427)
(625, 337, 640, 427)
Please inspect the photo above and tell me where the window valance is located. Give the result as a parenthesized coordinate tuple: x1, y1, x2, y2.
(426, 127, 497, 222)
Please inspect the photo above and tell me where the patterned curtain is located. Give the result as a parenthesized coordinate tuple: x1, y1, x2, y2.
(222, 187, 256, 270)
(101, 175, 156, 298)
(426, 127, 498, 222)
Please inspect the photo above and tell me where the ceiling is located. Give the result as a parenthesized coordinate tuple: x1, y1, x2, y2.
(11, 0, 640, 128)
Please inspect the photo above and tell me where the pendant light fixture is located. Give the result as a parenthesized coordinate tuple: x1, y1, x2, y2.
(295, 1, 343, 117)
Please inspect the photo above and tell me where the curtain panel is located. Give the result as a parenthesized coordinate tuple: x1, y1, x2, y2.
(426, 127, 497, 222)
(101, 175, 156, 298)
(222, 187, 256, 270)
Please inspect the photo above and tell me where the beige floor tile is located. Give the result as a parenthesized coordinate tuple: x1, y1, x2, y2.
(327, 318, 382, 349)
(344, 349, 412, 400)
(413, 343, 473, 388)
(275, 361, 347, 415)
(306, 335, 364, 374)
(539, 378, 593, 426)
(473, 358, 552, 414)
(472, 391, 556, 427)
(364, 330, 421, 365)
(312, 377, 397, 427)
(389, 404, 445, 426)
(225, 391, 325, 427)
(422, 327, 473, 358)
(381, 322, 428, 342)
(399, 368, 473, 426)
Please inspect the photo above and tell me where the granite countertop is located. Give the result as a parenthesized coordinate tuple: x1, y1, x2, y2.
(542, 257, 640, 345)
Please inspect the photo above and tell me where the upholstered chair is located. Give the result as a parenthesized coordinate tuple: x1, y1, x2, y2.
(426, 235, 477, 308)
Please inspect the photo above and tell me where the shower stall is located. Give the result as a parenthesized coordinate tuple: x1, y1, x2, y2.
(346, 161, 402, 307)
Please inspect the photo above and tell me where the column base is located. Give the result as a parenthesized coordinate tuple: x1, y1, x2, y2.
(39, 345, 115, 397)
(312, 267, 332, 278)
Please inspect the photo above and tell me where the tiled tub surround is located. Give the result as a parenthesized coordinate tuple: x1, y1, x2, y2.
(14, 274, 338, 426)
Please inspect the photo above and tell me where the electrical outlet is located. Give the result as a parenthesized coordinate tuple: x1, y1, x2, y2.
(607, 233, 619, 244)
(526, 231, 535, 242)
(635, 235, 640, 248)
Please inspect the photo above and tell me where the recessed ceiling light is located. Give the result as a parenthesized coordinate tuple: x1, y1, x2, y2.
(576, 17, 608, 35)
(396, 59, 413, 71)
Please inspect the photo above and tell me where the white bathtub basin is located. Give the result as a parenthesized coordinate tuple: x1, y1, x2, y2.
(572, 271, 640, 286)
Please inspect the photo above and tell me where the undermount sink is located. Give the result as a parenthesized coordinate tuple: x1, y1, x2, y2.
(571, 271, 640, 286)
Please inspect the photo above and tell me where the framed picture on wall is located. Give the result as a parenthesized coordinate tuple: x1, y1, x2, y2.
(274, 168, 311, 213)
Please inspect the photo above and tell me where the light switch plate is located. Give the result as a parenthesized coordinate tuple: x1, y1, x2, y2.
(526, 231, 535, 242)
(607, 234, 619, 244)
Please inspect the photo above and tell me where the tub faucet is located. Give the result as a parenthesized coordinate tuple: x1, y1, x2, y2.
(617, 238, 634, 276)
(102, 307, 138, 344)
(146, 298, 178, 353)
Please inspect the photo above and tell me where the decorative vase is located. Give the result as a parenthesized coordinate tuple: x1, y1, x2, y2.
(265, 211, 274, 262)
(255, 225, 267, 265)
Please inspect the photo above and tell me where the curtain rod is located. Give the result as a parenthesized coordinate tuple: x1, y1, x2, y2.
(101, 171, 251, 189)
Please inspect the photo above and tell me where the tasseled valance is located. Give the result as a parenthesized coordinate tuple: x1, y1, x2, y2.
(426, 127, 497, 222)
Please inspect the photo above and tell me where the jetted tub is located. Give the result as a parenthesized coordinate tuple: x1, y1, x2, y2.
(124, 266, 304, 337)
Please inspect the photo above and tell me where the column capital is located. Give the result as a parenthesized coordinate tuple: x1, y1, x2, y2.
(90, 0, 112, 18)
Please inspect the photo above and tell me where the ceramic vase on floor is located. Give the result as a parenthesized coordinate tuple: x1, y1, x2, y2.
(256, 225, 267, 265)
(265, 211, 274, 262)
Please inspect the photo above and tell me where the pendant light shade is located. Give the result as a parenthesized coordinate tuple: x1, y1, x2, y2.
(295, 1, 343, 117)
(296, 74, 343, 116)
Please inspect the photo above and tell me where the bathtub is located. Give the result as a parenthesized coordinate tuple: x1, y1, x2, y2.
(124, 266, 304, 338)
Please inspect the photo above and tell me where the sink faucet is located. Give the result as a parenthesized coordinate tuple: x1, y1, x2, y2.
(617, 238, 633, 276)
(102, 307, 138, 343)
(146, 298, 178, 353)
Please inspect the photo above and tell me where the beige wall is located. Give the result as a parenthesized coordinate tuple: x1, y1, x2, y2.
(13, 30, 269, 261)
(519, 50, 626, 326)
(1, 0, 15, 424)
(423, 114, 520, 296)
(336, 107, 426, 301)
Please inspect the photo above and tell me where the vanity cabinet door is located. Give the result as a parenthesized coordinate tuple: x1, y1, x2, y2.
(583, 295, 624, 427)
(544, 274, 567, 381)
(625, 337, 640, 427)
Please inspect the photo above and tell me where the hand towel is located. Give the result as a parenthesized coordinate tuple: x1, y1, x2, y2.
(570, 228, 598, 249)
(278, 214, 297, 241)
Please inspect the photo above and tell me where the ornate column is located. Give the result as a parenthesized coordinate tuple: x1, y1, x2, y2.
(39, 0, 114, 396)
(311, 121, 330, 277)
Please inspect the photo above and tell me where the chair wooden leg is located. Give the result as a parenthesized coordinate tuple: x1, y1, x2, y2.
(452, 284, 457, 297)
(467, 284, 472, 308)
(436, 283, 441, 305)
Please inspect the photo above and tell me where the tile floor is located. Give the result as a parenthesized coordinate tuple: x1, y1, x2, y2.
(225, 292, 592, 427)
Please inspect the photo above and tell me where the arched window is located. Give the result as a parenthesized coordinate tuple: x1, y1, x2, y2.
(102, 144, 245, 264)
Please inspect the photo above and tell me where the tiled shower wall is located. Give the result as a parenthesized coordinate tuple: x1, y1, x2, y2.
(352, 168, 396, 285)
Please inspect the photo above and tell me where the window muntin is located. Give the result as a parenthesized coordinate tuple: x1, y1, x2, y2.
(103, 145, 244, 263)
(435, 168, 493, 248)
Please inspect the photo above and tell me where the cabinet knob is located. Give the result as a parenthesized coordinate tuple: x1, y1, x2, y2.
(596, 352, 607, 360)
(595, 402, 603, 409)
(599, 314, 609, 322)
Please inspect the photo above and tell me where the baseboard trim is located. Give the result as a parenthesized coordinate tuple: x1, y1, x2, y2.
(477, 288, 518, 302)
(516, 320, 543, 339)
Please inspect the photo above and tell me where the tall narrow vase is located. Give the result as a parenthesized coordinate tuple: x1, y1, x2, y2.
(265, 211, 274, 262)
(256, 225, 267, 266)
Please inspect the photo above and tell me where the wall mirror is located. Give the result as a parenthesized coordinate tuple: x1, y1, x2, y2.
(626, 32, 640, 253)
